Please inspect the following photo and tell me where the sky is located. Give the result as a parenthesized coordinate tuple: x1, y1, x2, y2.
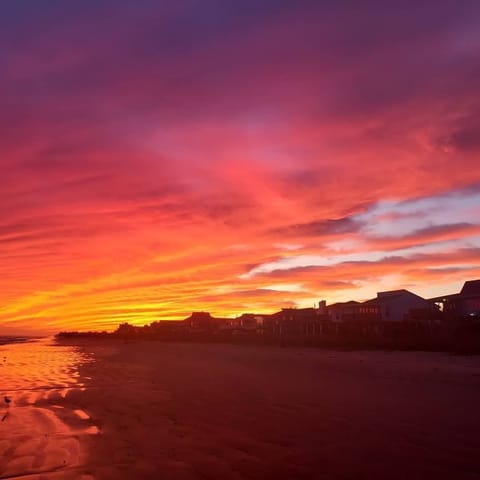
(1, 0, 480, 333)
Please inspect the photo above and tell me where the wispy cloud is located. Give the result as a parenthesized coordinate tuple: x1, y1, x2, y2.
(1, 0, 480, 331)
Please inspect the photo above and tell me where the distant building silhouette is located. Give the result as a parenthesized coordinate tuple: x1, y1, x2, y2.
(364, 289, 434, 322)
(268, 307, 327, 336)
(183, 312, 217, 331)
(327, 301, 378, 323)
(431, 280, 480, 322)
(57, 278, 480, 353)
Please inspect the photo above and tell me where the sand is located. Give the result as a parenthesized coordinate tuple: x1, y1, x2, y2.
(57, 341, 480, 480)
(0, 339, 96, 480)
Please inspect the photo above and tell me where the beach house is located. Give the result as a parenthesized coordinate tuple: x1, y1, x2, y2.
(362, 289, 433, 322)
(430, 279, 480, 322)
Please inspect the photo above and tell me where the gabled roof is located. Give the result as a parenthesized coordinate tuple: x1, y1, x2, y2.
(429, 293, 458, 302)
(271, 307, 319, 320)
(377, 289, 427, 302)
(429, 279, 480, 301)
(281, 307, 317, 312)
(184, 312, 217, 323)
(460, 279, 480, 296)
(236, 313, 260, 321)
(327, 301, 360, 308)
(377, 289, 408, 296)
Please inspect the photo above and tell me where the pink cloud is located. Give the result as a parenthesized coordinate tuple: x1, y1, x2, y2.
(1, 1, 480, 331)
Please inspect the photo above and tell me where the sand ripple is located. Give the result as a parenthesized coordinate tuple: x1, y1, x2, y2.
(0, 338, 97, 480)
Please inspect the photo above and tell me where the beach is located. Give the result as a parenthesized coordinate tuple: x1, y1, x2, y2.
(0, 338, 96, 480)
(64, 341, 480, 479)
(2, 339, 480, 479)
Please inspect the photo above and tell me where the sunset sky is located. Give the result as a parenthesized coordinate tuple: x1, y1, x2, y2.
(1, 1, 480, 333)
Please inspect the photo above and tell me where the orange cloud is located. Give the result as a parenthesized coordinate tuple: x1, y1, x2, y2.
(1, 1, 480, 332)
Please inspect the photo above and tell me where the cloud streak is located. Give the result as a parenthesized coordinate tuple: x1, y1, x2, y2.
(1, 0, 480, 332)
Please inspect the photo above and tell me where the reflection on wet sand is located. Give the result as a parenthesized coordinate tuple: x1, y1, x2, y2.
(0, 338, 97, 479)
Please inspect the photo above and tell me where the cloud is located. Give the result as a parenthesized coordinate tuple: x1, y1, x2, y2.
(271, 216, 364, 238)
(435, 112, 480, 152)
(366, 223, 480, 251)
(1, 1, 480, 331)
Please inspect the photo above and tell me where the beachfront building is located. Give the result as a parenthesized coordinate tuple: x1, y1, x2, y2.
(237, 313, 261, 330)
(363, 289, 433, 322)
(324, 290, 438, 339)
(327, 301, 380, 323)
(430, 279, 480, 323)
(183, 312, 225, 332)
(326, 301, 381, 336)
(267, 307, 327, 336)
(221, 313, 266, 334)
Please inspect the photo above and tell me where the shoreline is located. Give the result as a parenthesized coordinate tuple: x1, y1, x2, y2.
(0, 335, 40, 346)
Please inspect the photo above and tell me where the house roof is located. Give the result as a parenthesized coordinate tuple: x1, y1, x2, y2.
(428, 293, 458, 302)
(377, 289, 408, 297)
(281, 307, 317, 312)
(236, 313, 259, 320)
(429, 279, 480, 302)
(460, 279, 480, 296)
(376, 289, 428, 302)
(327, 301, 359, 309)
(271, 307, 318, 320)
(184, 312, 220, 323)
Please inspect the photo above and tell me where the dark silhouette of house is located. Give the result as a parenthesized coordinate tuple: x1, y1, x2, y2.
(267, 307, 327, 335)
(430, 279, 480, 323)
(115, 322, 141, 337)
(236, 313, 258, 328)
(238, 313, 263, 330)
(183, 312, 232, 333)
(326, 300, 380, 336)
(149, 320, 184, 335)
(327, 301, 380, 323)
(363, 289, 434, 322)
(325, 290, 437, 341)
(183, 312, 219, 331)
(218, 313, 267, 335)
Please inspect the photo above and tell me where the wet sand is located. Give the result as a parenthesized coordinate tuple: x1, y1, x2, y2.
(0, 339, 97, 480)
(67, 341, 480, 480)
